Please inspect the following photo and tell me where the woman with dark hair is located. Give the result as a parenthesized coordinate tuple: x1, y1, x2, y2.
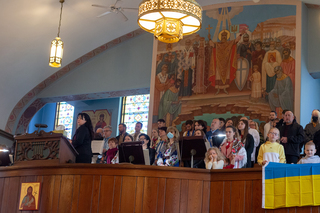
(237, 119, 254, 168)
(72, 113, 94, 163)
(194, 120, 207, 134)
(124, 134, 134, 142)
(139, 133, 154, 165)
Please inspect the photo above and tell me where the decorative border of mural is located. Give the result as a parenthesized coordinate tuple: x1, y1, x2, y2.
(5, 28, 146, 134)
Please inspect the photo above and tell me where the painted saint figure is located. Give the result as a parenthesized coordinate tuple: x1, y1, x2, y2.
(250, 65, 262, 99)
(95, 114, 106, 132)
(193, 37, 206, 94)
(209, 30, 242, 94)
(268, 66, 293, 111)
(262, 41, 282, 94)
(179, 39, 195, 97)
(158, 79, 182, 126)
(20, 186, 36, 210)
(280, 48, 295, 89)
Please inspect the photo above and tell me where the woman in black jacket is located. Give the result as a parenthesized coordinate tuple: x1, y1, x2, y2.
(238, 119, 254, 168)
(72, 113, 94, 163)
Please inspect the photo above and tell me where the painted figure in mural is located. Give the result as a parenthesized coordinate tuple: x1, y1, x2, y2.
(280, 48, 295, 89)
(289, 41, 296, 59)
(169, 52, 179, 78)
(209, 30, 242, 94)
(156, 53, 170, 75)
(179, 39, 195, 97)
(262, 40, 282, 95)
(251, 41, 266, 75)
(153, 64, 173, 122)
(158, 79, 182, 126)
(193, 37, 206, 94)
(275, 38, 284, 59)
(263, 38, 270, 52)
(250, 65, 262, 99)
(237, 33, 254, 89)
(95, 113, 106, 132)
(20, 186, 36, 210)
(268, 66, 293, 112)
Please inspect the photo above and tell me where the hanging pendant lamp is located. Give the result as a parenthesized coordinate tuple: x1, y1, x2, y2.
(137, 0, 202, 43)
(49, 0, 65, 68)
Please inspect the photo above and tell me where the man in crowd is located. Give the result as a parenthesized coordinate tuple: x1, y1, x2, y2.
(206, 119, 225, 147)
(102, 126, 112, 153)
(157, 119, 166, 128)
(116, 123, 129, 145)
(183, 120, 194, 136)
(94, 128, 104, 140)
(278, 111, 304, 164)
(264, 111, 277, 141)
(132, 122, 143, 141)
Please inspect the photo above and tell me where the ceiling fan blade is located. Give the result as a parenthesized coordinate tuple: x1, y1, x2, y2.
(114, 0, 122, 7)
(97, 11, 112, 18)
(122, 7, 139, 11)
(92, 4, 110, 9)
(118, 11, 128, 21)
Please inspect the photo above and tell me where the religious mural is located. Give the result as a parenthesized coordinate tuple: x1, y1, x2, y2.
(81, 109, 111, 132)
(151, 4, 296, 128)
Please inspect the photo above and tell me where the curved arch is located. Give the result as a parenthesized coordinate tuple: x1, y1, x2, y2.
(5, 29, 146, 134)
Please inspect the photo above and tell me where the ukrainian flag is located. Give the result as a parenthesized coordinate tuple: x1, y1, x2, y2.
(262, 162, 320, 209)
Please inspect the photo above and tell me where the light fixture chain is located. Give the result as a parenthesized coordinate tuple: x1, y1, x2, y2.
(57, 1, 64, 38)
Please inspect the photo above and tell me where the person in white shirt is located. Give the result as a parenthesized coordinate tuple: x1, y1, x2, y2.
(264, 111, 277, 141)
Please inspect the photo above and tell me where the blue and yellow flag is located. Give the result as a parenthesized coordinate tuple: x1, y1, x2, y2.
(262, 162, 320, 209)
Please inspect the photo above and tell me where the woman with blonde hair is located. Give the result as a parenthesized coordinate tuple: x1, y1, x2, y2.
(204, 147, 225, 169)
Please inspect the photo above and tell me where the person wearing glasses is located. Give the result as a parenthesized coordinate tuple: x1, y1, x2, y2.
(257, 128, 286, 166)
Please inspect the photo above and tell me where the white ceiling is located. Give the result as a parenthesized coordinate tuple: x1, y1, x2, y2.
(0, 0, 319, 130)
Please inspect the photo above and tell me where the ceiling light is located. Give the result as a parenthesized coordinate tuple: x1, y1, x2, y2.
(138, 0, 202, 43)
(49, 0, 65, 68)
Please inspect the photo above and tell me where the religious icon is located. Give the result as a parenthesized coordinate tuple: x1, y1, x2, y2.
(18, 182, 41, 211)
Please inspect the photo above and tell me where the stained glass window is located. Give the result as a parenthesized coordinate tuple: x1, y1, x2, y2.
(121, 94, 150, 134)
(55, 102, 75, 138)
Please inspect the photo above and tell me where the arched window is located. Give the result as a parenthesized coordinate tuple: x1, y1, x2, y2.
(55, 102, 75, 138)
(121, 94, 150, 134)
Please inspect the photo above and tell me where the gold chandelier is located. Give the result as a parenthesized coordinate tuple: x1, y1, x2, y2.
(49, 0, 65, 68)
(138, 0, 202, 43)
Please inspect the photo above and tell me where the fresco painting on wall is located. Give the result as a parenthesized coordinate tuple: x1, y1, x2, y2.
(81, 109, 111, 132)
(151, 4, 296, 129)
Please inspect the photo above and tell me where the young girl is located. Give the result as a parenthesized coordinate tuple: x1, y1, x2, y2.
(156, 126, 180, 167)
(220, 126, 247, 169)
(257, 128, 285, 165)
(204, 147, 225, 169)
(237, 119, 254, 168)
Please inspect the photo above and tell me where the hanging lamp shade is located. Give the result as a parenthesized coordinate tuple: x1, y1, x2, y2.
(49, 37, 64, 68)
(138, 0, 202, 43)
(49, 0, 65, 68)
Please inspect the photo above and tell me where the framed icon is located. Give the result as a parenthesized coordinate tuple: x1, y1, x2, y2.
(18, 182, 41, 210)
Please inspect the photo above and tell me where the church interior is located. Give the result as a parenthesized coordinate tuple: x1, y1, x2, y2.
(1, 0, 320, 212)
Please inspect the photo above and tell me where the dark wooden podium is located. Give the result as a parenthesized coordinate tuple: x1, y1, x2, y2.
(14, 131, 78, 166)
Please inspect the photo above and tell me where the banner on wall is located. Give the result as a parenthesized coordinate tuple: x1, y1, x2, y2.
(262, 162, 320, 209)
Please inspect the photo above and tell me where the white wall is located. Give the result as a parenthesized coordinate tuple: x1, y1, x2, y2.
(38, 33, 154, 98)
(308, 8, 320, 76)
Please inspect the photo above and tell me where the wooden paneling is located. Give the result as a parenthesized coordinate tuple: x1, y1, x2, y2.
(98, 176, 115, 213)
(58, 175, 74, 213)
(0, 164, 318, 213)
(142, 177, 158, 213)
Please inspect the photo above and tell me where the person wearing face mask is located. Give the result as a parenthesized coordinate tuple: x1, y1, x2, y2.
(156, 126, 180, 167)
(304, 110, 320, 144)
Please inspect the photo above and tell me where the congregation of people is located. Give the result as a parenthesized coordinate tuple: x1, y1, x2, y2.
(71, 109, 320, 169)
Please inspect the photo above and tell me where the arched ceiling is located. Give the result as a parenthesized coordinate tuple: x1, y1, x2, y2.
(0, 0, 318, 131)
